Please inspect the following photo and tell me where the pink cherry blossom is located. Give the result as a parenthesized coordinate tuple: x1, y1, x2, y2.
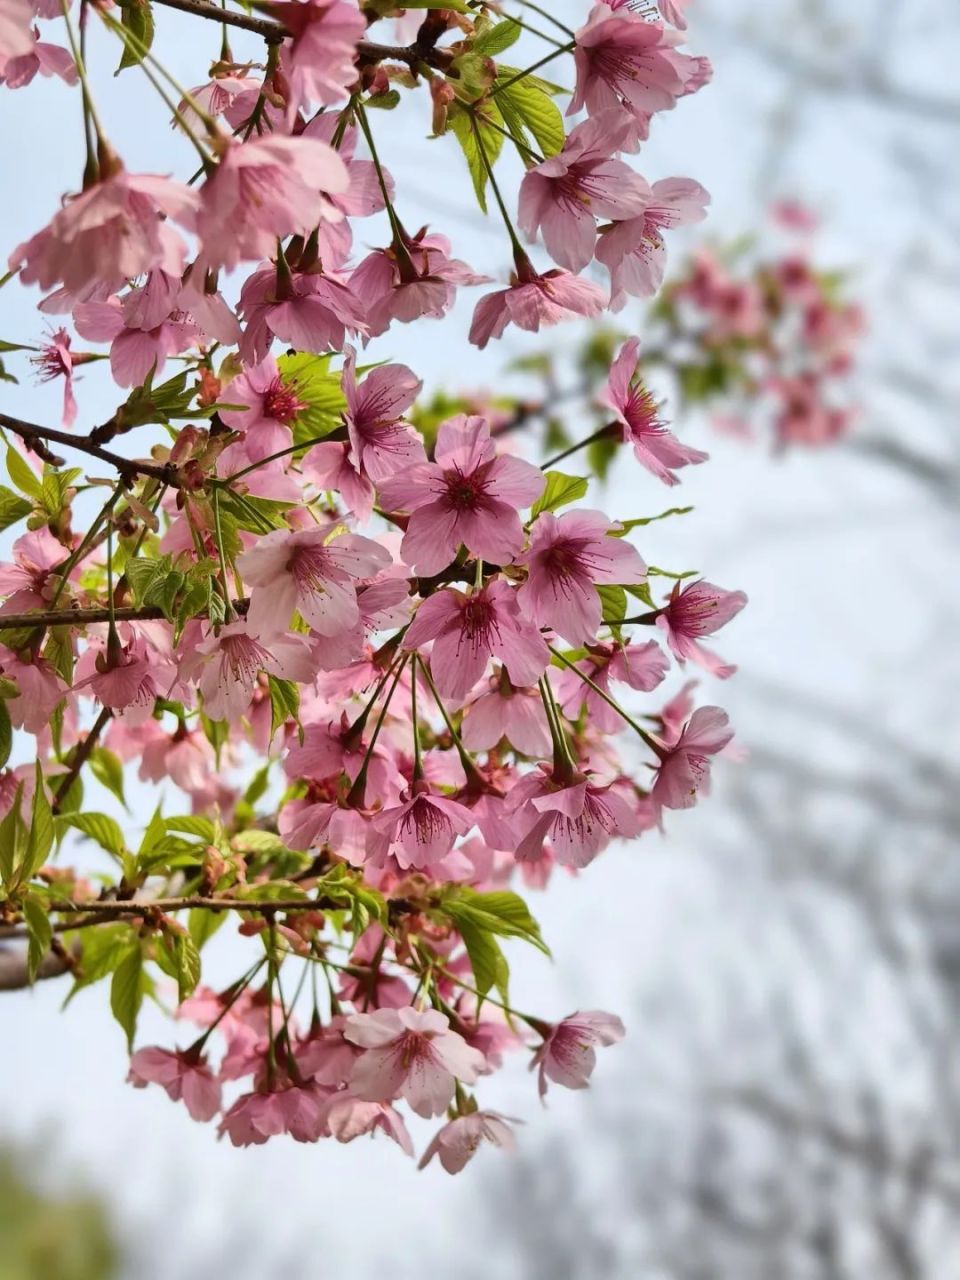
(461, 677, 552, 758)
(324, 1094, 414, 1155)
(341, 345, 425, 483)
(403, 580, 549, 702)
(197, 136, 349, 272)
(379, 414, 544, 575)
(127, 1047, 221, 1122)
(344, 1005, 486, 1117)
(218, 1090, 287, 1146)
(28, 326, 78, 425)
(237, 525, 391, 639)
(0, 30, 76, 89)
(0, 526, 64, 613)
(178, 618, 316, 722)
(518, 112, 649, 272)
(365, 784, 475, 873)
(656, 579, 747, 677)
(0, 0, 38, 60)
(350, 228, 487, 337)
(74, 276, 203, 388)
(556, 640, 668, 732)
(650, 704, 733, 809)
(302, 116, 391, 265)
(218, 355, 306, 458)
(11, 165, 199, 300)
(237, 262, 366, 364)
(469, 258, 606, 349)
(601, 336, 708, 483)
(597, 177, 710, 307)
(419, 1110, 517, 1173)
(516, 509, 647, 646)
(0, 652, 67, 733)
(531, 1010, 625, 1098)
(509, 768, 642, 869)
(273, 0, 363, 108)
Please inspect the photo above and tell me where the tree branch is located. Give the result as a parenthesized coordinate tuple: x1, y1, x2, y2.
(0, 413, 183, 487)
(0, 599, 250, 633)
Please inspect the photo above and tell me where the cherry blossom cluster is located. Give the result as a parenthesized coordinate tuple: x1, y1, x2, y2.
(0, 0, 745, 1171)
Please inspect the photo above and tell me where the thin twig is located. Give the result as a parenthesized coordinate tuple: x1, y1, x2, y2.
(0, 413, 182, 487)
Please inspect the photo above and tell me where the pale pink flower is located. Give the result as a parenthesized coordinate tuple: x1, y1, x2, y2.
(178, 618, 316, 722)
(237, 262, 366, 364)
(139, 726, 216, 796)
(403, 580, 549, 702)
(274, 0, 364, 107)
(601, 336, 707, 483)
(0, 30, 76, 88)
(127, 1047, 221, 1122)
(0, 652, 67, 733)
(509, 768, 642, 868)
(531, 1010, 625, 1098)
(0, 0, 37, 59)
(596, 177, 710, 306)
(341, 344, 424, 482)
(650, 704, 733, 809)
(517, 112, 649, 272)
(350, 228, 487, 336)
(419, 1110, 517, 1174)
(27, 325, 78, 425)
(11, 167, 199, 300)
(237, 525, 391, 639)
(324, 1094, 414, 1155)
(344, 1005, 486, 1118)
(656, 579, 747, 677)
(516, 509, 647, 646)
(0, 526, 64, 613)
(469, 259, 606, 349)
(218, 1090, 287, 1146)
(365, 784, 475, 874)
(73, 638, 170, 717)
(197, 136, 349, 272)
(219, 355, 306, 458)
(303, 441, 374, 522)
(378, 414, 545, 575)
(556, 640, 668, 732)
(461, 678, 552, 758)
(74, 275, 202, 388)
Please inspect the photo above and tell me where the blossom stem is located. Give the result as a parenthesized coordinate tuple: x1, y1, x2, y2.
(217, 433, 344, 484)
(489, 41, 575, 98)
(211, 488, 236, 622)
(511, 0, 575, 39)
(354, 103, 407, 251)
(60, 0, 108, 176)
(548, 644, 662, 750)
(411, 657, 424, 780)
(481, 114, 544, 166)
(193, 957, 266, 1051)
(417, 658, 484, 784)
(542, 424, 618, 469)
(539, 674, 577, 779)
(347, 655, 408, 806)
(470, 110, 524, 257)
(48, 484, 124, 610)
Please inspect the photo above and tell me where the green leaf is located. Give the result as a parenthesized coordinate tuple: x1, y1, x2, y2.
(277, 352, 346, 444)
(21, 761, 54, 885)
(159, 932, 201, 1002)
(268, 675, 301, 739)
(365, 89, 401, 110)
(110, 946, 144, 1050)
(71, 922, 135, 986)
(0, 783, 24, 888)
(474, 17, 522, 56)
(0, 484, 33, 532)
(40, 466, 81, 519)
(124, 554, 172, 606)
(138, 805, 167, 856)
(164, 815, 216, 842)
(612, 507, 694, 534)
(56, 812, 127, 859)
(531, 470, 588, 517)
(116, 0, 155, 71)
(0, 699, 10, 771)
(189, 906, 226, 950)
(598, 584, 627, 624)
(447, 101, 504, 212)
(5, 446, 42, 500)
(456, 916, 510, 1002)
(22, 896, 52, 984)
(444, 887, 549, 955)
(88, 746, 127, 807)
(495, 73, 566, 156)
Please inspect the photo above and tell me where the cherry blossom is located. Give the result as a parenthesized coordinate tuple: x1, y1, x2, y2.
(656, 579, 748, 677)
(531, 1011, 625, 1098)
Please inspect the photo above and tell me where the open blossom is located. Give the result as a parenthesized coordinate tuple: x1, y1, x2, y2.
(218, 1086, 329, 1146)
(419, 1111, 517, 1174)
(237, 526, 391, 639)
(378, 415, 545, 576)
(0, 31, 76, 89)
(518, 112, 649, 272)
(351, 228, 487, 337)
(178, 618, 316, 722)
(601, 337, 707, 484)
(273, 0, 364, 108)
(0, 652, 66, 733)
(344, 1006, 486, 1118)
(461, 678, 552, 757)
(509, 768, 642, 869)
(341, 345, 424, 483)
(0, 526, 64, 613)
(0, 0, 34, 58)
(656, 579, 747, 677)
(531, 1010, 625, 1098)
(73, 276, 203, 388)
(11, 165, 199, 300)
(219, 355, 306, 459)
(237, 263, 366, 364)
(556, 640, 668, 732)
(197, 136, 349, 272)
(516, 510, 647, 646)
(469, 257, 606, 349)
(324, 1094, 414, 1155)
(127, 1047, 221, 1122)
(365, 784, 476, 873)
(403, 581, 550, 702)
(651, 705, 733, 809)
(597, 177, 710, 306)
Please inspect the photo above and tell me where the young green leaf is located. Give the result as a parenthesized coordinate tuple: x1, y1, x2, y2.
(531, 470, 589, 517)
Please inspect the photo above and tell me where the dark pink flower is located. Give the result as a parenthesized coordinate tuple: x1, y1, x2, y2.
(403, 580, 549, 702)
(344, 1005, 486, 1118)
(469, 259, 606, 349)
(516, 509, 647, 646)
(461, 678, 552, 758)
(341, 344, 424, 483)
(596, 177, 710, 306)
(0, 526, 64, 613)
(0, 29, 76, 89)
(365, 784, 475, 874)
(178, 618, 316, 722)
(237, 262, 366, 364)
(518, 112, 648, 272)
(531, 1010, 625, 1098)
(656, 579, 747, 677)
(128, 1047, 221, 1122)
(601, 336, 707, 484)
(419, 1110, 517, 1173)
(219, 355, 306, 458)
(650, 705, 733, 809)
(378, 414, 545, 575)
(556, 639, 668, 732)
(350, 228, 487, 336)
(74, 274, 203, 388)
(0, 652, 67, 733)
(508, 768, 642, 869)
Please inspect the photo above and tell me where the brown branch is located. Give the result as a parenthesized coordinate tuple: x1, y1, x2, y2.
(0, 413, 183, 487)
(0, 942, 79, 990)
(0, 598, 250, 633)
(53, 706, 113, 812)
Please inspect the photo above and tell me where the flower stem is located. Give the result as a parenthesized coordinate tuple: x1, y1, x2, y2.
(548, 644, 661, 749)
(539, 673, 577, 779)
(470, 110, 524, 256)
(347, 655, 408, 806)
(417, 658, 484, 784)
(542, 424, 617, 470)
(212, 487, 236, 622)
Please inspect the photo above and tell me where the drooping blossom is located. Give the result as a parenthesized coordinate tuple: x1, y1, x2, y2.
(127, 1047, 221, 1122)
(656, 579, 747, 677)
(340, 345, 425, 482)
(324, 1094, 414, 1155)
(469, 256, 606, 349)
(517, 112, 649, 272)
(403, 580, 549, 702)
(0, 0, 38, 60)
(556, 639, 668, 732)
(378, 414, 545, 575)
(531, 1010, 625, 1098)
(461, 677, 552, 758)
(0, 652, 67, 734)
(11, 164, 199, 301)
(197, 135, 349, 272)
(73, 276, 203, 388)
(178, 618, 316, 722)
(0, 526, 65, 613)
(600, 336, 707, 483)
(508, 767, 642, 869)
(273, 0, 365, 108)
(350, 228, 487, 337)
(0, 30, 76, 89)
(418, 1110, 517, 1174)
(650, 705, 733, 809)
(365, 784, 476, 874)
(237, 262, 367, 364)
(516, 509, 647, 646)
(236, 525, 391, 639)
(596, 177, 710, 306)
(344, 1006, 486, 1118)
(301, 116, 392, 265)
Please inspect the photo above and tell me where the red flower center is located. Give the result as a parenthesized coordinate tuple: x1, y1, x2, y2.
(262, 376, 306, 425)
